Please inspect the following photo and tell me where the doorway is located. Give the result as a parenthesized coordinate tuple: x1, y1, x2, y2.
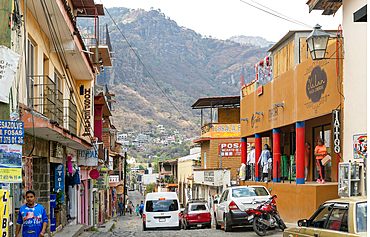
(312, 124, 332, 181)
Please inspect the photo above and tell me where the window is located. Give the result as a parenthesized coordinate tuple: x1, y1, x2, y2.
(145, 199, 179, 212)
(232, 187, 269, 197)
(356, 202, 367, 232)
(221, 190, 229, 202)
(309, 204, 332, 228)
(27, 39, 35, 107)
(190, 204, 207, 212)
(325, 208, 348, 232)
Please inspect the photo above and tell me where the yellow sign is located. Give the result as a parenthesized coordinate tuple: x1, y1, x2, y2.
(211, 124, 241, 138)
(0, 189, 9, 237)
(93, 168, 109, 190)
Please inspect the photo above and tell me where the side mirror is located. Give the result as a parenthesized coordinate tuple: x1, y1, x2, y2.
(269, 188, 272, 193)
(298, 219, 308, 227)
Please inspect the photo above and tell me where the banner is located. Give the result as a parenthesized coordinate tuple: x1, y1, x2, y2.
(353, 134, 367, 159)
(93, 168, 109, 190)
(0, 144, 22, 183)
(219, 142, 242, 157)
(0, 46, 21, 104)
(0, 189, 9, 237)
(0, 120, 24, 144)
(55, 164, 64, 201)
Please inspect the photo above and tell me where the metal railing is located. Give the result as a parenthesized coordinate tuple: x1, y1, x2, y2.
(63, 98, 77, 134)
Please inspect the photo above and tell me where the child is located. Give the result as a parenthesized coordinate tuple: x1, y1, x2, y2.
(136, 204, 140, 216)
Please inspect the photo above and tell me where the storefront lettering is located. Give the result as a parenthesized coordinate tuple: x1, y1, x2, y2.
(82, 88, 91, 136)
(268, 107, 278, 122)
(333, 110, 341, 154)
(213, 124, 240, 133)
(306, 66, 327, 103)
(251, 114, 261, 128)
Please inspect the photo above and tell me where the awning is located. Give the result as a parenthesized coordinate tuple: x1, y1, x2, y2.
(191, 96, 240, 109)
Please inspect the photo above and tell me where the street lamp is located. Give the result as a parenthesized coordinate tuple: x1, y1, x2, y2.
(306, 24, 330, 60)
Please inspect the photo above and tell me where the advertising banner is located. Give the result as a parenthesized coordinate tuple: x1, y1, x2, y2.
(353, 134, 367, 159)
(219, 142, 242, 157)
(0, 45, 21, 104)
(0, 189, 9, 237)
(0, 120, 24, 144)
(0, 144, 22, 183)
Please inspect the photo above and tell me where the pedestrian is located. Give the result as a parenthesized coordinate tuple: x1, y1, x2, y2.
(136, 204, 140, 216)
(139, 200, 144, 218)
(15, 190, 48, 237)
(314, 138, 327, 184)
(128, 201, 133, 217)
(119, 201, 124, 216)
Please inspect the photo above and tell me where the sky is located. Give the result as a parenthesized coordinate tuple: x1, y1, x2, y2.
(99, 0, 343, 42)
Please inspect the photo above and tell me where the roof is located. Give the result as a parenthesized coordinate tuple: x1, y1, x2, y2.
(191, 96, 240, 109)
(178, 152, 200, 163)
(71, 0, 105, 16)
(306, 0, 342, 16)
(324, 196, 367, 204)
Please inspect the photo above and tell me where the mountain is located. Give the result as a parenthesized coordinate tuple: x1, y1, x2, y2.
(228, 35, 275, 48)
(81, 8, 269, 137)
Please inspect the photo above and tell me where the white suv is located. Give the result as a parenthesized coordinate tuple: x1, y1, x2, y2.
(143, 192, 181, 231)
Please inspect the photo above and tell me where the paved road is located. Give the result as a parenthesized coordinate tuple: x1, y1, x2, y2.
(89, 191, 290, 237)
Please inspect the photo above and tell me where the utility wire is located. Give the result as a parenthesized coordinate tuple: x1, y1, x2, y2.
(102, 6, 197, 131)
(240, 0, 313, 29)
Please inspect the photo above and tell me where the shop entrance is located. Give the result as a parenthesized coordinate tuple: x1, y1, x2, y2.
(313, 124, 331, 182)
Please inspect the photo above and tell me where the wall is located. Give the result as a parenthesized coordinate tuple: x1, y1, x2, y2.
(218, 108, 240, 123)
(273, 40, 295, 79)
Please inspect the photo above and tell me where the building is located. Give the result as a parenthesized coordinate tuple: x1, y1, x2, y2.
(158, 158, 178, 192)
(240, 29, 343, 223)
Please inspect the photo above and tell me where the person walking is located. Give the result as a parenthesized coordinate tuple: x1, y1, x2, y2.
(314, 138, 327, 184)
(136, 204, 140, 216)
(118, 201, 124, 216)
(128, 201, 133, 217)
(139, 200, 144, 218)
(16, 190, 48, 237)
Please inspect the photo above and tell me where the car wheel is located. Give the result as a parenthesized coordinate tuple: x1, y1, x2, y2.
(215, 215, 221, 229)
(224, 216, 232, 232)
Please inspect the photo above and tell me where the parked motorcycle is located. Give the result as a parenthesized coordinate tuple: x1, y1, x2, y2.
(245, 194, 286, 236)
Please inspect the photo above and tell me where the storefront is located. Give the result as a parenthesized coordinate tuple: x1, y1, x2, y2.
(240, 30, 343, 222)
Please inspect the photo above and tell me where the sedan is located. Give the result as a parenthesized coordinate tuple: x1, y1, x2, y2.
(283, 196, 367, 237)
(215, 185, 271, 232)
(182, 200, 212, 229)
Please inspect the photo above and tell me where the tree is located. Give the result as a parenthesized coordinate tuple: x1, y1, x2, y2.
(139, 165, 144, 169)
(145, 183, 155, 194)
(153, 163, 159, 173)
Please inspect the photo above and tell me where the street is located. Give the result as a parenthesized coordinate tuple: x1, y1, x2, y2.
(89, 191, 288, 237)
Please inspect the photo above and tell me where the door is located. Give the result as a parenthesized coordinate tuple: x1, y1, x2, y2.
(313, 124, 332, 181)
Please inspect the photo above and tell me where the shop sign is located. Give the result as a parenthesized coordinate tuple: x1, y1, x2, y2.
(109, 175, 119, 183)
(268, 107, 278, 123)
(55, 164, 65, 201)
(251, 114, 262, 128)
(93, 168, 109, 190)
(257, 85, 263, 96)
(79, 149, 98, 166)
(353, 134, 367, 159)
(82, 88, 91, 136)
(0, 120, 24, 144)
(332, 110, 341, 153)
(0, 189, 9, 237)
(0, 144, 22, 183)
(117, 185, 123, 194)
(306, 66, 327, 103)
(211, 124, 241, 138)
(219, 142, 241, 157)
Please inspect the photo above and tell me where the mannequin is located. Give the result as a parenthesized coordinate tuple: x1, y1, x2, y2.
(239, 163, 246, 181)
(247, 145, 255, 181)
(257, 144, 271, 182)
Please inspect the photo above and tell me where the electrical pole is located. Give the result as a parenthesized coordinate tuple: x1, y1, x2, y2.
(123, 152, 127, 216)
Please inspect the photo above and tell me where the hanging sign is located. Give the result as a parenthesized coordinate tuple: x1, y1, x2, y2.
(332, 110, 341, 153)
(109, 175, 119, 183)
(0, 120, 24, 144)
(82, 88, 92, 137)
(79, 149, 98, 166)
(0, 46, 21, 104)
(93, 168, 109, 190)
(0, 189, 9, 237)
(0, 144, 22, 183)
(55, 164, 65, 201)
(353, 134, 367, 159)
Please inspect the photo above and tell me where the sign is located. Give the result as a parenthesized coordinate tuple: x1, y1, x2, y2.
(353, 134, 367, 159)
(204, 171, 214, 182)
(251, 114, 262, 128)
(93, 168, 109, 190)
(89, 169, 100, 179)
(0, 46, 21, 104)
(109, 175, 119, 183)
(79, 149, 98, 166)
(117, 185, 123, 194)
(0, 120, 24, 144)
(82, 88, 91, 136)
(219, 142, 242, 157)
(0, 189, 9, 237)
(306, 66, 327, 103)
(212, 124, 241, 138)
(0, 144, 22, 183)
(55, 164, 64, 201)
(257, 85, 263, 96)
(332, 110, 341, 153)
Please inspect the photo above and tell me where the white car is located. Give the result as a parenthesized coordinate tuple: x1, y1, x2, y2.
(215, 185, 271, 232)
(143, 192, 181, 231)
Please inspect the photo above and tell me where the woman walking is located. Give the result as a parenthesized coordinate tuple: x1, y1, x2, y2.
(128, 201, 134, 217)
(314, 138, 327, 184)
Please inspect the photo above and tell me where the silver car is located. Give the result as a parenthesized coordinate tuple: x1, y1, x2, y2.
(214, 185, 271, 232)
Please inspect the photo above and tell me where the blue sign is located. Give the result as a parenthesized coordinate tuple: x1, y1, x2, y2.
(55, 164, 64, 202)
(0, 120, 24, 144)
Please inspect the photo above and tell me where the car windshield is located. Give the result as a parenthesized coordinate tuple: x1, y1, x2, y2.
(356, 202, 367, 232)
(190, 204, 208, 212)
(145, 199, 179, 212)
(232, 187, 269, 197)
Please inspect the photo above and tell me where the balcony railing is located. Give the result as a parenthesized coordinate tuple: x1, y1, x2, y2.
(30, 75, 63, 125)
(63, 98, 77, 134)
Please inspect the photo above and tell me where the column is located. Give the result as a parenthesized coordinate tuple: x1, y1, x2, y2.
(273, 128, 281, 183)
(296, 121, 305, 184)
(241, 137, 248, 164)
(255, 133, 262, 181)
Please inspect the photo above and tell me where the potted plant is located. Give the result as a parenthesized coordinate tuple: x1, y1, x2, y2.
(55, 190, 64, 211)
(169, 175, 174, 184)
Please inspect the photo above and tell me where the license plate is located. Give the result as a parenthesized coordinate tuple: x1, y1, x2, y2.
(197, 224, 202, 227)
(248, 215, 254, 220)
(159, 218, 165, 222)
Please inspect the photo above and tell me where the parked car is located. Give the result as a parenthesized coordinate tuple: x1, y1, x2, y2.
(212, 193, 222, 216)
(181, 200, 211, 229)
(283, 196, 367, 237)
(215, 185, 271, 232)
(143, 192, 181, 231)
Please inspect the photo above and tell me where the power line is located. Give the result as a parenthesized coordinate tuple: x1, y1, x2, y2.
(102, 6, 197, 131)
(240, 0, 313, 29)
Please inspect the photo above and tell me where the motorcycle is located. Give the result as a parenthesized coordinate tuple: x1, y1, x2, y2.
(245, 194, 287, 236)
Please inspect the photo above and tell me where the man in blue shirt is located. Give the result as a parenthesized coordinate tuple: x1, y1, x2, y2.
(16, 190, 48, 237)
(139, 200, 144, 218)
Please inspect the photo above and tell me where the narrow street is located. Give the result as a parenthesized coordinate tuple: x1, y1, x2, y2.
(88, 191, 288, 237)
